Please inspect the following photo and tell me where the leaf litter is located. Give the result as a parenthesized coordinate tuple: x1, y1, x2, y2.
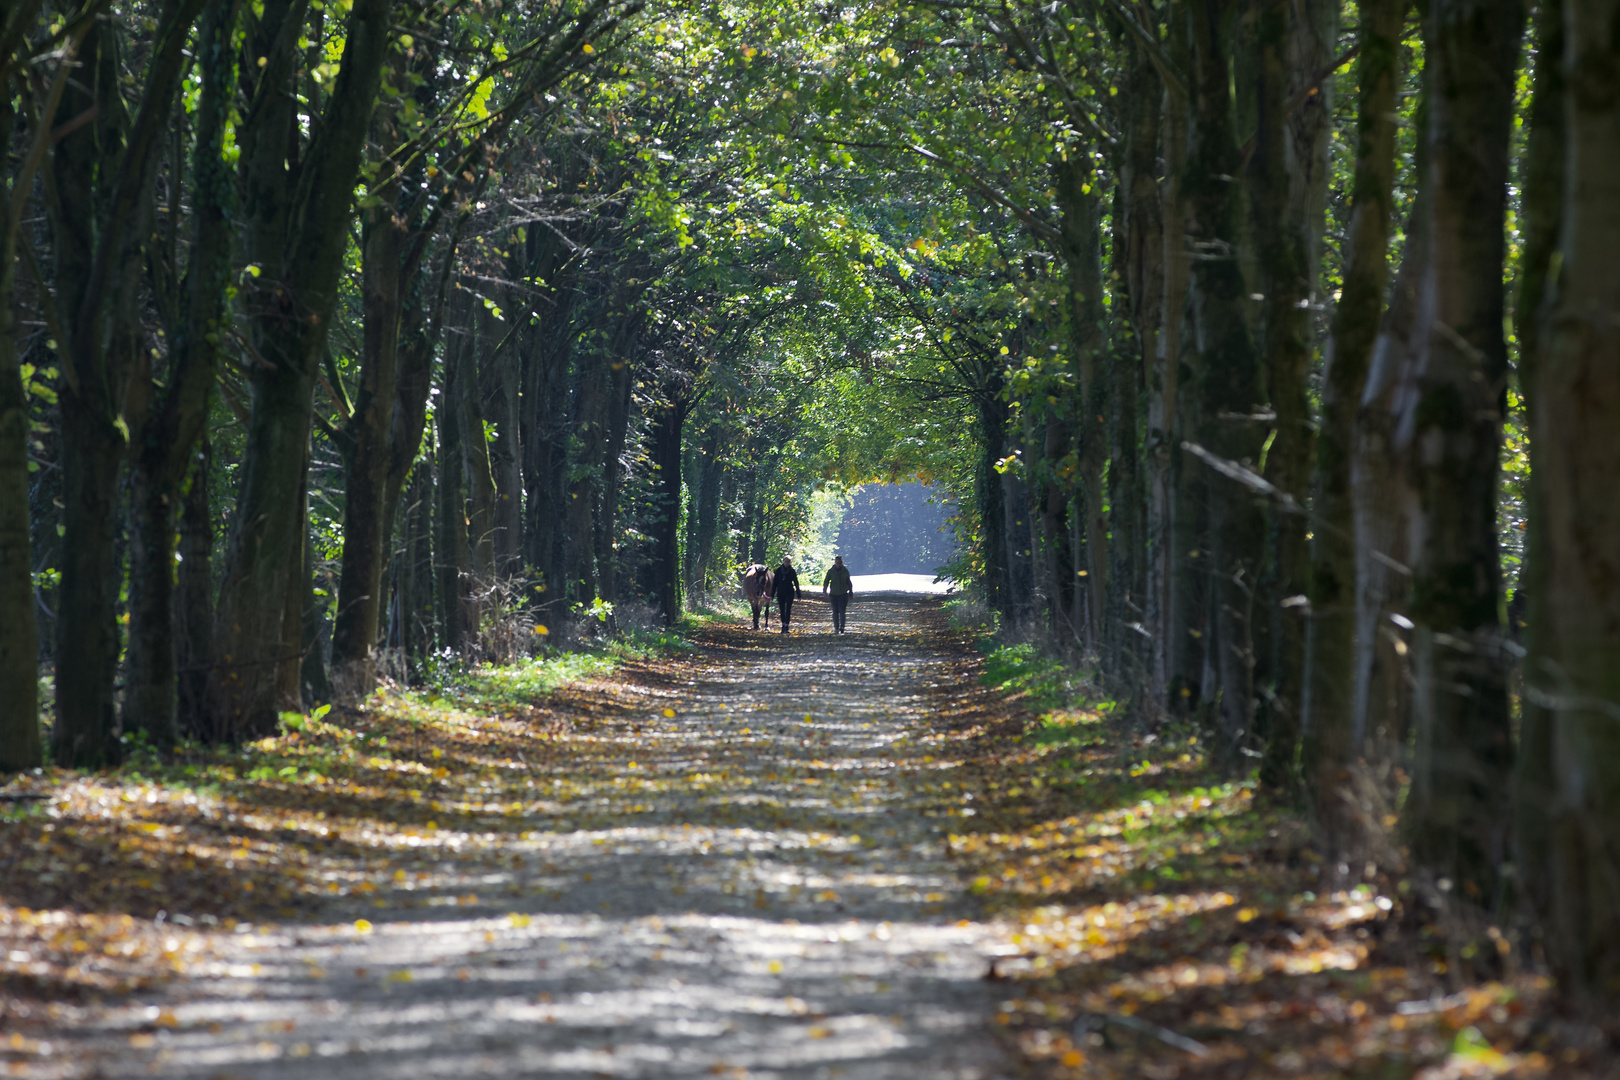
(2, 597, 1614, 1078)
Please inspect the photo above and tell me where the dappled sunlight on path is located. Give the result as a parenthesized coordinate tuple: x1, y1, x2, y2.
(32, 597, 1013, 1079)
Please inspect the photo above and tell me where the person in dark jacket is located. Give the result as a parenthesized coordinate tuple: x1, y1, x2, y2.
(822, 555, 853, 633)
(772, 555, 803, 633)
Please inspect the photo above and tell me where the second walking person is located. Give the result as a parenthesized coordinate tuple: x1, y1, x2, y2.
(822, 555, 854, 633)
(772, 555, 803, 634)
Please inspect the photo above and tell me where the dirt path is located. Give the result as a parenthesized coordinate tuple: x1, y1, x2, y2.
(43, 594, 1015, 1079)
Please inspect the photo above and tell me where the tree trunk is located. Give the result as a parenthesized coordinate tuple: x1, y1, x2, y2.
(648, 395, 687, 623)
(1117, 41, 1164, 696)
(207, 0, 392, 739)
(1399, 0, 1524, 904)
(1185, 0, 1267, 755)
(1509, 0, 1564, 946)
(1303, 0, 1407, 846)
(0, 78, 42, 770)
(436, 324, 473, 652)
(1056, 157, 1110, 651)
(480, 309, 523, 577)
(1251, 0, 1335, 796)
(594, 325, 638, 608)
(978, 387, 1012, 623)
(1524, 0, 1620, 1008)
(332, 186, 405, 668)
(124, 0, 238, 749)
(176, 441, 214, 738)
(460, 318, 497, 579)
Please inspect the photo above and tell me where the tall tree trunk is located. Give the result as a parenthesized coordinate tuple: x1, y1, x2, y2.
(1524, 0, 1620, 1008)
(1056, 157, 1110, 651)
(480, 317, 523, 578)
(1122, 46, 1168, 699)
(331, 184, 405, 668)
(460, 318, 497, 579)
(435, 394, 472, 652)
(1399, 0, 1524, 904)
(1509, 0, 1564, 946)
(1251, 0, 1335, 796)
(648, 395, 687, 623)
(207, 0, 392, 739)
(564, 350, 607, 606)
(1038, 419, 1078, 646)
(978, 386, 1013, 623)
(176, 440, 214, 738)
(48, 23, 127, 768)
(1303, 0, 1407, 847)
(125, 0, 239, 746)
(1185, 0, 1267, 755)
(594, 324, 638, 608)
(0, 85, 41, 771)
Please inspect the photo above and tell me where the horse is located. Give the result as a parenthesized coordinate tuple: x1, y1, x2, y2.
(741, 563, 775, 630)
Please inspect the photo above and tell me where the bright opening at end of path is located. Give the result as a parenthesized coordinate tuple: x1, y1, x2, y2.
(818, 481, 959, 594)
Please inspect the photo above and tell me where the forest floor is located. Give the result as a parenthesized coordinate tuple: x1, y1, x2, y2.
(0, 593, 1610, 1079)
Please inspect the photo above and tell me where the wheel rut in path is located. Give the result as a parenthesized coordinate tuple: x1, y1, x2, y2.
(58, 593, 1017, 1079)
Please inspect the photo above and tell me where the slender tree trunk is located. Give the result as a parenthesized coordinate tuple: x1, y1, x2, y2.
(1039, 419, 1078, 646)
(648, 395, 687, 623)
(435, 397, 472, 652)
(978, 385, 1013, 623)
(1524, 0, 1620, 1008)
(124, 0, 239, 748)
(0, 64, 43, 770)
(207, 0, 392, 739)
(1399, 0, 1524, 904)
(1510, 0, 1564, 943)
(176, 440, 213, 738)
(564, 350, 607, 606)
(275, 472, 309, 707)
(1185, 0, 1267, 755)
(1304, 0, 1407, 846)
(1056, 157, 1110, 651)
(595, 325, 637, 608)
(1251, 0, 1334, 796)
(460, 321, 497, 580)
(480, 319, 523, 578)
(332, 186, 405, 668)
(49, 22, 126, 768)
(1123, 48, 1168, 699)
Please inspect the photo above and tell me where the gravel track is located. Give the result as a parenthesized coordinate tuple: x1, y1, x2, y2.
(47, 593, 1015, 1079)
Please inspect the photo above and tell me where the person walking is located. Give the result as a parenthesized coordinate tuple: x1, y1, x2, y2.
(772, 555, 802, 634)
(822, 555, 854, 633)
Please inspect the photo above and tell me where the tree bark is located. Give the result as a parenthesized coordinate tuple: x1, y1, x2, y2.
(176, 440, 214, 738)
(207, 0, 393, 739)
(1509, 0, 1564, 945)
(1121, 44, 1167, 699)
(1056, 156, 1110, 651)
(1303, 0, 1406, 852)
(0, 80, 41, 771)
(1251, 0, 1335, 796)
(49, 0, 211, 764)
(331, 183, 405, 669)
(647, 393, 687, 623)
(125, 0, 239, 746)
(1525, 0, 1620, 1008)
(480, 304, 523, 577)
(1399, 0, 1524, 904)
(1185, 0, 1267, 755)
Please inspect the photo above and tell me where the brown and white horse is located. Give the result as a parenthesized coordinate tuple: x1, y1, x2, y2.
(742, 563, 775, 629)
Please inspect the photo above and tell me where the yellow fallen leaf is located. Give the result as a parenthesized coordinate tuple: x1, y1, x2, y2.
(354, 919, 373, 934)
(663, 708, 676, 717)
(808, 1025, 831, 1039)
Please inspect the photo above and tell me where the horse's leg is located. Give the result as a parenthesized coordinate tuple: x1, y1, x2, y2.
(751, 599, 760, 629)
